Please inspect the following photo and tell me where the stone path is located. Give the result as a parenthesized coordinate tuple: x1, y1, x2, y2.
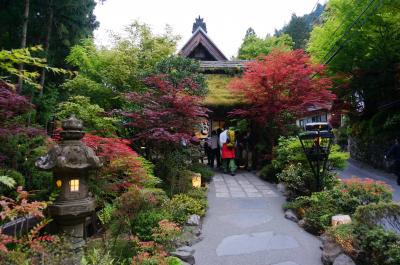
(193, 172, 322, 265)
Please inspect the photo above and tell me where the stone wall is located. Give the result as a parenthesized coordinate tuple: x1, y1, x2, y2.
(349, 136, 391, 170)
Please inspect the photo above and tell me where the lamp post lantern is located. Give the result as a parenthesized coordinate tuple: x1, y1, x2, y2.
(298, 122, 334, 191)
(35, 115, 102, 254)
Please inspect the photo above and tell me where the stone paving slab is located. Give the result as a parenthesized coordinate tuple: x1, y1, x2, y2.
(193, 171, 322, 265)
(211, 173, 279, 198)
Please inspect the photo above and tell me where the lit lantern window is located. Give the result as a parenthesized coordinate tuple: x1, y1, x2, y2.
(70, 179, 79, 192)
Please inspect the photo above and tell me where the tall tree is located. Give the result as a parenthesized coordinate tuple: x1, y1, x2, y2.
(308, 0, 400, 117)
(275, 4, 325, 49)
(17, 0, 30, 92)
(229, 50, 335, 126)
(237, 33, 293, 60)
(124, 75, 209, 146)
(64, 22, 179, 110)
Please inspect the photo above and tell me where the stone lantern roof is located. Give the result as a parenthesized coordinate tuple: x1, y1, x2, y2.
(35, 115, 102, 172)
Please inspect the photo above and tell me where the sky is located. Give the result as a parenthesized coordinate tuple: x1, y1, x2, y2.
(94, 0, 327, 59)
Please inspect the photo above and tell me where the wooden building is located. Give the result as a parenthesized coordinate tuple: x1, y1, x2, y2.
(179, 17, 249, 135)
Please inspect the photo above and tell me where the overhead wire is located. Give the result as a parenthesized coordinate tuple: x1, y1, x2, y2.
(320, 0, 378, 63)
(323, 0, 385, 65)
(311, 0, 385, 78)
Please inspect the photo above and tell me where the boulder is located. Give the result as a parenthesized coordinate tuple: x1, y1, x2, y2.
(186, 214, 201, 226)
(298, 219, 307, 228)
(284, 209, 299, 223)
(321, 237, 343, 265)
(171, 246, 195, 265)
(333, 254, 356, 265)
(331, 215, 351, 226)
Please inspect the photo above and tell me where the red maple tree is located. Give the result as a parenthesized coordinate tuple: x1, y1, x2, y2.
(124, 75, 209, 145)
(229, 50, 336, 125)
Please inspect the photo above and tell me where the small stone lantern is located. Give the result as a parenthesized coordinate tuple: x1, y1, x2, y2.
(36, 115, 102, 250)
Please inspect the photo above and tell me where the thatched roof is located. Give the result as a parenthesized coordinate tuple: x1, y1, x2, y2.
(203, 74, 245, 107)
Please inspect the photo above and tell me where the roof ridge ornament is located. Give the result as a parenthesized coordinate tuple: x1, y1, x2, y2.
(192, 16, 207, 33)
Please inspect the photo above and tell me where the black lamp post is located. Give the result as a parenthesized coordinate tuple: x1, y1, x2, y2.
(298, 122, 334, 191)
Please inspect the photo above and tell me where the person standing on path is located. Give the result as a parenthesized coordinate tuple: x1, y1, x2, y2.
(209, 130, 219, 168)
(220, 127, 237, 175)
(216, 128, 222, 168)
(385, 138, 400, 185)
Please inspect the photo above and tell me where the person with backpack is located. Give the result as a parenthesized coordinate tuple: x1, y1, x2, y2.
(220, 126, 237, 176)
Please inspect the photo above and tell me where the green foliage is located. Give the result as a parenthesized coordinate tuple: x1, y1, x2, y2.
(286, 178, 393, 234)
(185, 187, 208, 210)
(275, 4, 325, 49)
(237, 34, 294, 60)
(0, 169, 25, 198)
(56, 95, 118, 136)
(65, 22, 178, 110)
(132, 209, 172, 241)
(165, 194, 206, 224)
(259, 164, 278, 183)
(277, 163, 317, 197)
(154, 56, 206, 96)
(272, 136, 349, 173)
(308, 0, 400, 119)
(154, 148, 191, 194)
(142, 188, 170, 207)
(354, 202, 400, 229)
(190, 163, 214, 182)
(81, 248, 115, 265)
(0, 46, 71, 90)
(136, 157, 160, 188)
(98, 203, 117, 226)
(338, 179, 392, 214)
(166, 256, 183, 265)
(0, 175, 16, 189)
(355, 225, 400, 265)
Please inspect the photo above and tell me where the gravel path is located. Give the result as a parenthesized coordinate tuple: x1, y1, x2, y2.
(193, 172, 322, 265)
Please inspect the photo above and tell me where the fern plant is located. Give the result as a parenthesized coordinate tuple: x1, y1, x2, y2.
(0, 175, 16, 189)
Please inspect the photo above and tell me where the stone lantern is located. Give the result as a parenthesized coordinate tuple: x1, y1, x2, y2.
(35, 115, 102, 250)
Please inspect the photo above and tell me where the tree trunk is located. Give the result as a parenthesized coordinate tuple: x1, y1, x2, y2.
(39, 0, 53, 97)
(17, 0, 30, 93)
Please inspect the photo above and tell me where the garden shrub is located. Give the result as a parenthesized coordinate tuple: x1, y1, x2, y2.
(286, 178, 394, 234)
(355, 225, 400, 265)
(132, 209, 172, 241)
(190, 162, 214, 182)
(277, 163, 315, 197)
(272, 136, 349, 173)
(152, 220, 181, 251)
(142, 188, 169, 207)
(286, 191, 341, 234)
(164, 194, 206, 224)
(259, 164, 278, 183)
(354, 202, 400, 233)
(185, 187, 208, 209)
(338, 178, 393, 214)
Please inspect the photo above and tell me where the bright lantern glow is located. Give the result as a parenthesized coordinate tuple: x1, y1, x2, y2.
(70, 179, 79, 192)
(192, 174, 201, 188)
(56, 180, 62, 188)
